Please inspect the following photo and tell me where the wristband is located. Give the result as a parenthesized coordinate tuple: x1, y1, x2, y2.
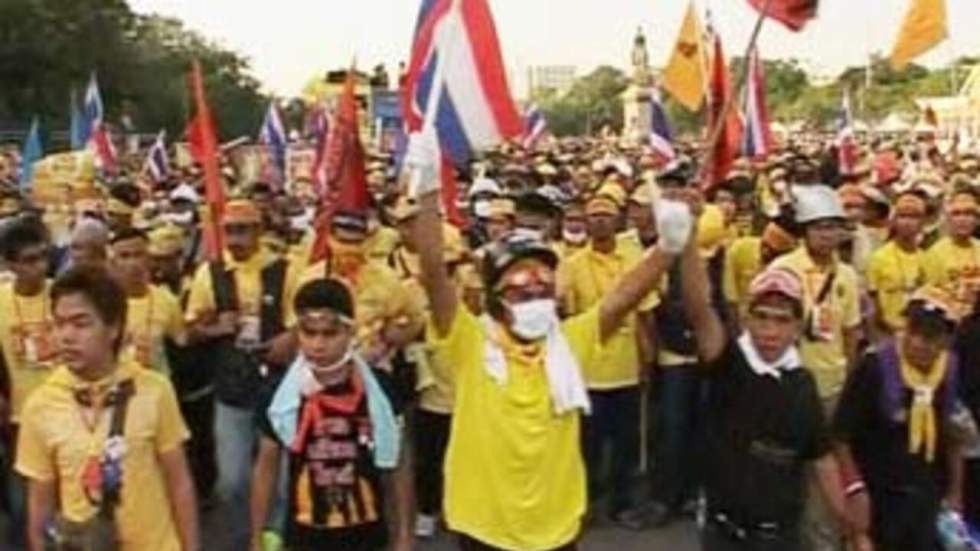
(844, 481, 866, 497)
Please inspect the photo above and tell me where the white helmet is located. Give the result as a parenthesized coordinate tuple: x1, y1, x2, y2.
(793, 185, 845, 224)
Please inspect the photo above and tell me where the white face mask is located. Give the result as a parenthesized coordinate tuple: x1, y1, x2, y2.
(164, 211, 194, 227)
(507, 298, 558, 340)
(301, 345, 355, 395)
(562, 227, 587, 245)
(290, 213, 312, 232)
(473, 200, 492, 218)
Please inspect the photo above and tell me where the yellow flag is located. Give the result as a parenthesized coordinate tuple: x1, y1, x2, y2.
(662, 2, 707, 112)
(889, 0, 948, 70)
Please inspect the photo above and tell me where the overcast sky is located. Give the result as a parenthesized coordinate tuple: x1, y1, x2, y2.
(128, 0, 980, 97)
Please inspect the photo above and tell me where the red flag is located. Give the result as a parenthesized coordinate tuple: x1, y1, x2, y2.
(188, 60, 226, 262)
(747, 0, 818, 32)
(310, 69, 369, 264)
(439, 152, 464, 227)
(706, 35, 743, 188)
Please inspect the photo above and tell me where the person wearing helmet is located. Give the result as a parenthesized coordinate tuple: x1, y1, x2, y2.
(769, 185, 863, 551)
(408, 180, 677, 550)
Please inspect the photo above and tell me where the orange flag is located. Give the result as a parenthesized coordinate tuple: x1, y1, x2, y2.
(662, 2, 708, 112)
(188, 60, 225, 262)
(890, 0, 948, 70)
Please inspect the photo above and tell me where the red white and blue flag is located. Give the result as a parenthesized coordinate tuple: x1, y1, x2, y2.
(83, 73, 117, 173)
(401, 0, 523, 167)
(649, 88, 676, 162)
(144, 130, 169, 183)
(741, 46, 773, 159)
(836, 90, 858, 174)
(259, 100, 287, 184)
(522, 104, 547, 150)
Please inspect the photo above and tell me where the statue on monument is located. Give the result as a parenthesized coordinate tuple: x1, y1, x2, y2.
(631, 27, 651, 86)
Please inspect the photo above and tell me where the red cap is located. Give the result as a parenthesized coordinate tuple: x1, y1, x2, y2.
(749, 268, 803, 305)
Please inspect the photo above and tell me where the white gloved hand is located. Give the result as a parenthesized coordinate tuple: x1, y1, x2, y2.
(655, 198, 694, 255)
(404, 130, 440, 197)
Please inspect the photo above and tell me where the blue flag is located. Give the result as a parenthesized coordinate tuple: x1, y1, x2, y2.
(20, 117, 42, 189)
(69, 88, 85, 150)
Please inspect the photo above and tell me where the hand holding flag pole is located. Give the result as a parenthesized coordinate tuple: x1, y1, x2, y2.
(699, 0, 775, 189)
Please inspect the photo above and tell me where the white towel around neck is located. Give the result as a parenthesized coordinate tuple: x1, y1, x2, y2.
(480, 315, 591, 415)
(737, 332, 801, 380)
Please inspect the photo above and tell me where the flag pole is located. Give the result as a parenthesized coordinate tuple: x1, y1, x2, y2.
(699, 0, 774, 188)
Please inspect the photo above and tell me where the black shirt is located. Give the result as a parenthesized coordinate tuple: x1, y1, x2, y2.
(833, 350, 952, 495)
(257, 368, 402, 551)
(703, 341, 830, 528)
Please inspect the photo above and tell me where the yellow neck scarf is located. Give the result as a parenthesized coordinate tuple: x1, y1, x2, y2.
(899, 349, 947, 463)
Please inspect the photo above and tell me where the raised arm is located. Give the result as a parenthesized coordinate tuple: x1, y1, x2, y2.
(598, 247, 671, 343)
(410, 191, 459, 337)
(679, 226, 727, 364)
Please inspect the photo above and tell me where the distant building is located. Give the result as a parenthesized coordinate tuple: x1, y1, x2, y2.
(527, 65, 577, 98)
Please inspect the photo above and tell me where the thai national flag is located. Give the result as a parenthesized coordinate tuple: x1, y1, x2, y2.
(401, 0, 523, 167)
(259, 101, 287, 184)
(82, 73, 117, 173)
(741, 46, 773, 159)
(522, 104, 547, 150)
(836, 91, 858, 175)
(649, 88, 676, 162)
(145, 130, 169, 183)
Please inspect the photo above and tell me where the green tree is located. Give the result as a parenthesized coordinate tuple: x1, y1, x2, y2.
(0, 0, 267, 145)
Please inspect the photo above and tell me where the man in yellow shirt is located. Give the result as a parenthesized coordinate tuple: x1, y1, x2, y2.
(0, 216, 56, 427)
(770, 185, 862, 551)
(294, 209, 423, 367)
(558, 191, 658, 528)
(0, 216, 55, 544)
(185, 198, 297, 549)
(109, 228, 187, 375)
(867, 191, 928, 337)
(923, 187, 980, 317)
(16, 267, 197, 551)
(723, 219, 797, 326)
(408, 175, 679, 550)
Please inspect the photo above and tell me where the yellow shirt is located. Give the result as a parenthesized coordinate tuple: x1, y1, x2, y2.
(923, 236, 980, 314)
(428, 306, 602, 550)
(292, 258, 423, 345)
(771, 247, 861, 398)
(186, 250, 298, 327)
(722, 236, 762, 316)
(15, 361, 189, 551)
(122, 286, 186, 375)
(0, 281, 55, 422)
(867, 241, 925, 333)
(558, 243, 658, 389)
(363, 225, 401, 264)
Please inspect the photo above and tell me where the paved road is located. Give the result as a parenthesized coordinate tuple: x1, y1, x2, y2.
(419, 520, 699, 551)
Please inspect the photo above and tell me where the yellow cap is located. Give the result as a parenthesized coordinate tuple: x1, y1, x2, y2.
(697, 204, 727, 258)
(106, 197, 135, 216)
(486, 197, 515, 220)
(629, 183, 657, 206)
(223, 199, 262, 225)
(147, 223, 185, 257)
(595, 182, 627, 208)
(0, 197, 20, 216)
